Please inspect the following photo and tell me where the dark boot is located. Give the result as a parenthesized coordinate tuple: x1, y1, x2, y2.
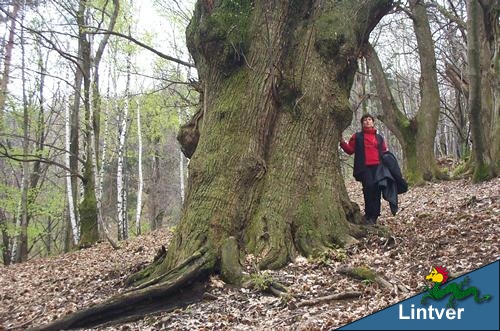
(363, 215, 377, 225)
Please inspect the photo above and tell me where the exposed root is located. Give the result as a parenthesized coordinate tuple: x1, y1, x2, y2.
(242, 271, 288, 298)
(29, 249, 214, 331)
(123, 245, 168, 288)
(126, 248, 206, 291)
(339, 265, 405, 293)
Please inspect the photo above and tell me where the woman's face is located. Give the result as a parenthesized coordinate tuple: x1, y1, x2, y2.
(362, 117, 374, 128)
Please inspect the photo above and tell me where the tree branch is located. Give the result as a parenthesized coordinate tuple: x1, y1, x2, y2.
(92, 29, 195, 68)
(0, 142, 84, 181)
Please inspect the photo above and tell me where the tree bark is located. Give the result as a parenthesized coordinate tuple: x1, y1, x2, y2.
(15, 2, 29, 263)
(477, 0, 498, 178)
(65, 99, 79, 244)
(163, 0, 393, 275)
(467, 0, 496, 181)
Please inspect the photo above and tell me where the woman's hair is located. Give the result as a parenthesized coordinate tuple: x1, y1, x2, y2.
(360, 113, 375, 126)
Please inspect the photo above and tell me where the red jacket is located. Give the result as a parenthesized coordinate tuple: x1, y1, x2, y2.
(340, 127, 388, 165)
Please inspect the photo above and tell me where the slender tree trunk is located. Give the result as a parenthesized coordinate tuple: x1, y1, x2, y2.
(46, 217, 52, 255)
(10, 199, 22, 263)
(0, 1, 20, 129)
(411, 0, 442, 181)
(0, 209, 10, 265)
(117, 53, 131, 241)
(68, 1, 85, 247)
(1, 1, 21, 264)
(479, 0, 499, 177)
(149, 150, 163, 231)
(78, 0, 99, 246)
(97, 75, 111, 238)
(27, 37, 49, 255)
(178, 109, 186, 205)
(442, 1, 498, 178)
(79, 0, 120, 245)
(65, 98, 80, 244)
(491, 8, 500, 172)
(16, 3, 29, 263)
(136, 100, 143, 235)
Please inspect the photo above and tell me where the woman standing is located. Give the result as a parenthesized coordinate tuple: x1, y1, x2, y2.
(340, 114, 388, 225)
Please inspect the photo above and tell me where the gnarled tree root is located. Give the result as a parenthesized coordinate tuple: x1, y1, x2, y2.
(29, 249, 214, 331)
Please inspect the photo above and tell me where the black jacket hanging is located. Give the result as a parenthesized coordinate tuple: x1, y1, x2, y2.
(382, 151, 408, 194)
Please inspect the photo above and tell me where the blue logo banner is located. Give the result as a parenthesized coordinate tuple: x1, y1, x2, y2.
(339, 260, 499, 330)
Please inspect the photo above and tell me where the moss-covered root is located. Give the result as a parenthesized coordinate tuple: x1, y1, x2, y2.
(338, 265, 397, 290)
(220, 236, 243, 285)
(242, 271, 288, 298)
(339, 265, 377, 282)
(30, 249, 215, 331)
(123, 245, 168, 288)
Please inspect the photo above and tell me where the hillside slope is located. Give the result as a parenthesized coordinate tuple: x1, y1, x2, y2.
(1, 178, 499, 330)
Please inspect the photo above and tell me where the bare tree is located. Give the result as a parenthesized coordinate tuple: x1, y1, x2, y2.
(365, 0, 446, 183)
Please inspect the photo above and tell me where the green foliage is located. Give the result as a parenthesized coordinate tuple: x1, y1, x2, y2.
(130, 92, 187, 145)
(0, 183, 21, 217)
(27, 222, 46, 241)
(245, 271, 274, 291)
(311, 246, 348, 265)
(451, 159, 471, 178)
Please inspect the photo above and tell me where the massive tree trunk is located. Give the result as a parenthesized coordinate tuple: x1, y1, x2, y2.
(34, 1, 392, 329)
(168, 0, 393, 276)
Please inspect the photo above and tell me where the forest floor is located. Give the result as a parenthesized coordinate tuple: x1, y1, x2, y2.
(1, 177, 499, 331)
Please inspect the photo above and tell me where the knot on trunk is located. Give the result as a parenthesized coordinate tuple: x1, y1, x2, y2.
(177, 109, 203, 158)
(237, 155, 267, 187)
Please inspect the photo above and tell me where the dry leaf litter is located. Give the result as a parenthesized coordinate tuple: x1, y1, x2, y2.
(1, 178, 499, 330)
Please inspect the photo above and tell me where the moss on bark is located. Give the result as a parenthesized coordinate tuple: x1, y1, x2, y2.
(78, 162, 98, 246)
